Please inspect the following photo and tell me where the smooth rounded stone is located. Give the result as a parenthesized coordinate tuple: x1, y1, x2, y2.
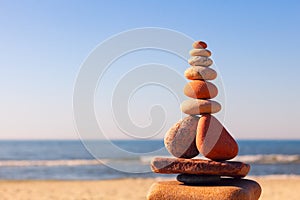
(185, 66, 217, 80)
(184, 80, 218, 99)
(180, 99, 221, 115)
(147, 179, 262, 200)
(164, 116, 199, 158)
(192, 41, 208, 49)
(196, 114, 239, 161)
(151, 157, 250, 178)
(189, 48, 212, 57)
(188, 56, 213, 67)
(177, 174, 221, 185)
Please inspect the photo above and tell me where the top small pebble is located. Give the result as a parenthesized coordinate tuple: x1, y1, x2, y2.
(193, 41, 207, 49)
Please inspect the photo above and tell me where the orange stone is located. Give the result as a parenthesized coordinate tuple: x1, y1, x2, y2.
(147, 179, 262, 200)
(184, 80, 218, 99)
(196, 114, 238, 161)
(192, 41, 208, 49)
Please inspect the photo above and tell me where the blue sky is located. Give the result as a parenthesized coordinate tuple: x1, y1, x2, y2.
(0, 0, 299, 139)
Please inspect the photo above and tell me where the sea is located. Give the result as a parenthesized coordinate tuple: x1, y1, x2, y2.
(0, 140, 299, 180)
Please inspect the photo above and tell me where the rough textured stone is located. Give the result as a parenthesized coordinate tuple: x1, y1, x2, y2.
(189, 49, 212, 57)
(177, 174, 221, 185)
(192, 41, 208, 49)
(180, 99, 221, 115)
(151, 157, 250, 177)
(184, 80, 218, 99)
(188, 56, 213, 67)
(196, 114, 238, 161)
(147, 179, 261, 200)
(164, 116, 199, 158)
(184, 66, 217, 80)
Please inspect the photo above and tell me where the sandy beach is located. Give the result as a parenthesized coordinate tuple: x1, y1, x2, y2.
(0, 176, 299, 200)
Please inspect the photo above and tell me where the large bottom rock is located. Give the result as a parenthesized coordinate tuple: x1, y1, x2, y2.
(147, 179, 261, 200)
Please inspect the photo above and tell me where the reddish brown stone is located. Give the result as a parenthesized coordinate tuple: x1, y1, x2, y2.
(192, 41, 208, 49)
(164, 116, 199, 158)
(184, 80, 218, 99)
(151, 157, 250, 178)
(196, 114, 239, 161)
(147, 179, 262, 200)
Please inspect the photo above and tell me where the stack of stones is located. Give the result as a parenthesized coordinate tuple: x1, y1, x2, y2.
(147, 41, 262, 200)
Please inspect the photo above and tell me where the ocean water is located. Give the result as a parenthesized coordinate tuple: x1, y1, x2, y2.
(0, 140, 299, 180)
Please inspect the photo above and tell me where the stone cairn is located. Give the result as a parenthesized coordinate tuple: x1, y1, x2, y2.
(147, 41, 262, 200)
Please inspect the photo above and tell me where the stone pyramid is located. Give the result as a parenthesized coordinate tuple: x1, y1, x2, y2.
(147, 41, 262, 200)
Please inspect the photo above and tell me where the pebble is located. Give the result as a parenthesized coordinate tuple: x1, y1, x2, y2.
(180, 99, 221, 115)
(188, 56, 213, 67)
(196, 114, 239, 161)
(184, 80, 218, 99)
(177, 174, 221, 185)
(192, 41, 208, 49)
(147, 179, 262, 200)
(151, 157, 250, 177)
(189, 49, 212, 57)
(164, 116, 199, 158)
(185, 66, 217, 80)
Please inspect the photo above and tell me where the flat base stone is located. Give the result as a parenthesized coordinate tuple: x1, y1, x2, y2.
(147, 179, 261, 200)
(177, 174, 221, 185)
(151, 157, 250, 178)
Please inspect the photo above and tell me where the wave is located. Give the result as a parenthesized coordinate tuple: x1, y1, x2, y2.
(140, 154, 300, 164)
(233, 154, 300, 164)
(0, 159, 107, 167)
(0, 154, 299, 167)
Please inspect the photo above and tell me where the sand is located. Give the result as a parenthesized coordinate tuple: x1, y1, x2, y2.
(0, 176, 299, 200)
